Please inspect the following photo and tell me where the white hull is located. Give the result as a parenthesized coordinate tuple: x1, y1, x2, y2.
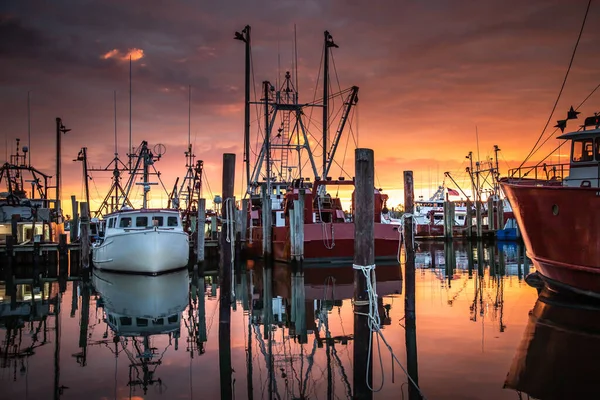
(92, 228, 189, 274)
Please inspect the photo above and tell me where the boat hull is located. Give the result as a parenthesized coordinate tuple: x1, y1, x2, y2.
(248, 222, 402, 264)
(92, 228, 189, 274)
(500, 180, 600, 297)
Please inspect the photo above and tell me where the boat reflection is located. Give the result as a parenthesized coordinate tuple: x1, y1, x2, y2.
(504, 289, 600, 399)
(92, 269, 189, 395)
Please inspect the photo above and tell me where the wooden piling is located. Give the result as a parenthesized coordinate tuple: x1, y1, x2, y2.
(443, 201, 454, 240)
(465, 199, 473, 238)
(197, 198, 206, 272)
(58, 234, 68, 273)
(496, 199, 504, 231)
(6, 236, 14, 273)
(70, 195, 79, 243)
(291, 192, 304, 266)
(487, 197, 495, 233)
(11, 214, 18, 242)
(78, 281, 90, 366)
(219, 153, 235, 400)
(262, 183, 273, 261)
(80, 202, 90, 269)
(353, 148, 374, 400)
(211, 215, 218, 240)
(403, 170, 421, 399)
(241, 199, 249, 244)
(475, 201, 483, 239)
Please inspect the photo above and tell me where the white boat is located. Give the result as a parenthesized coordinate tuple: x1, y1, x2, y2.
(91, 140, 189, 274)
(92, 208, 189, 274)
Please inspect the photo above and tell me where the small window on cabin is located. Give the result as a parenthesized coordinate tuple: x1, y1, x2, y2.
(119, 217, 132, 227)
(90, 224, 98, 234)
(596, 137, 600, 160)
(572, 138, 594, 162)
(120, 317, 132, 326)
(108, 218, 114, 228)
(152, 318, 164, 326)
(167, 216, 178, 227)
(152, 216, 164, 226)
(136, 318, 148, 327)
(168, 315, 178, 324)
(136, 216, 148, 227)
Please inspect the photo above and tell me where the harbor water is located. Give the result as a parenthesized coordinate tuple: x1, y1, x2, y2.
(2, 240, 590, 399)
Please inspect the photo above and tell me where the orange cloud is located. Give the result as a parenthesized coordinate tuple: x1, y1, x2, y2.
(101, 47, 145, 61)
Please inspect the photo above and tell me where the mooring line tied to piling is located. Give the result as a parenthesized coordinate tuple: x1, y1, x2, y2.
(352, 263, 428, 399)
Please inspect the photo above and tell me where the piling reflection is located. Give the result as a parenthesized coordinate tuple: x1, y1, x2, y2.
(504, 289, 600, 399)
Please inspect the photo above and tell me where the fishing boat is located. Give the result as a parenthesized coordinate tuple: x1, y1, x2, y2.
(0, 139, 60, 244)
(92, 269, 188, 395)
(504, 289, 600, 398)
(238, 28, 402, 264)
(92, 141, 189, 274)
(500, 112, 600, 298)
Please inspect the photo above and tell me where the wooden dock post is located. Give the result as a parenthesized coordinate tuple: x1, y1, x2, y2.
(262, 183, 273, 261)
(496, 199, 504, 231)
(80, 202, 90, 270)
(291, 192, 304, 266)
(5, 236, 14, 273)
(11, 214, 18, 242)
(58, 234, 68, 271)
(197, 198, 206, 272)
(219, 153, 235, 400)
(70, 195, 79, 243)
(211, 215, 218, 240)
(353, 148, 374, 400)
(443, 201, 454, 240)
(465, 199, 473, 238)
(403, 170, 421, 399)
(32, 236, 41, 287)
(487, 197, 495, 233)
(475, 201, 483, 239)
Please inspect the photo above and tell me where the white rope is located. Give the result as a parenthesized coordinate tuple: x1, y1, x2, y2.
(352, 261, 428, 399)
(396, 213, 415, 263)
(224, 197, 236, 301)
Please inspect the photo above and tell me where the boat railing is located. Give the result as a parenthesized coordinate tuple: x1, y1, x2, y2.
(507, 162, 570, 184)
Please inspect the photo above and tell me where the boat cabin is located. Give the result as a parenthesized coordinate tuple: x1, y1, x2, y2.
(104, 209, 182, 231)
(559, 115, 600, 188)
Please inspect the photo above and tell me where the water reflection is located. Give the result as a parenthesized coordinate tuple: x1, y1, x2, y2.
(92, 269, 189, 395)
(504, 289, 600, 399)
(1, 240, 556, 399)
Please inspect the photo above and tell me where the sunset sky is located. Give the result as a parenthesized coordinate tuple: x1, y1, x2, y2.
(2, 0, 600, 215)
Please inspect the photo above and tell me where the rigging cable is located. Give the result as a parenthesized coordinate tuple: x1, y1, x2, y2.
(518, 0, 592, 170)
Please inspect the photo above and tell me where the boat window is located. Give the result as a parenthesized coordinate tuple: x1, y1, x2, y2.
(119, 317, 132, 326)
(152, 216, 164, 226)
(136, 318, 148, 327)
(108, 218, 114, 228)
(596, 137, 600, 160)
(167, 216, 178, 227)
(136, 216, 148, 227)
(572, 138, 594, 162)
(119, 217, 132, 227)
(152, 318, 164, 326)
(168, 315, 178, 323)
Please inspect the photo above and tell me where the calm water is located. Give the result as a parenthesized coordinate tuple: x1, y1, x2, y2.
(2, 240, 583, 400)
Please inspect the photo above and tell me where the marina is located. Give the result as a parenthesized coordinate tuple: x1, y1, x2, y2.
(2, 0, 600, 398)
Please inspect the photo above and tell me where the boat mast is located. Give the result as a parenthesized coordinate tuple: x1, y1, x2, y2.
(323, 32, 332, 179)
(234, 25, 251, 195)
(264, 81, 271, 194)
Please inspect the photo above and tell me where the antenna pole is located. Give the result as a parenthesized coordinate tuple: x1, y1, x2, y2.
(188, 85, 191, 147)
(323, 31, 329, 179)
(27, 91, 31, 166)
(294, 25, 298, 95)
(244, 26, 251, 192)
(264, 81, 271, 194)
(114, 90, 118, 156)
(129, 55, 132, 171)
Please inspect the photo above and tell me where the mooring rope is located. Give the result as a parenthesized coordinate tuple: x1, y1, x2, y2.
(352, 261, 428, 399)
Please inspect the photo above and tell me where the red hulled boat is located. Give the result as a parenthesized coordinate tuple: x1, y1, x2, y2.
(247, 179, 401, 264)
(500, 113, 600, 298)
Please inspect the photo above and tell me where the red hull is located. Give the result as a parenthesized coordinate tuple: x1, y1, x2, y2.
(248, 222, 401, 264)
(501, 179, 600, 297)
